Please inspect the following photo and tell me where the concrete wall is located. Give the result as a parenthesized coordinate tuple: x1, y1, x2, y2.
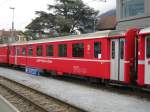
(116, 0, 150, 30)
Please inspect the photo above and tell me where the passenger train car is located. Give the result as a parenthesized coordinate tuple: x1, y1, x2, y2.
(0, 27, 150, 87)
(138, 27, 150, 86)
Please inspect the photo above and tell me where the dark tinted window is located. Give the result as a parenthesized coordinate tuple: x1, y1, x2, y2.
(28, 46, 33, 56)
(22, 47, 26, 56)
(120, 40, 124, 59)
(72, 43, 84, 57)
(112, 41, 115, 59)
(36, 45, 43, 56)
(147, 38, 150, 58)
(94, 42, 101, 58)
(58, 44, 67, 57)
(46, 45, 54, 56)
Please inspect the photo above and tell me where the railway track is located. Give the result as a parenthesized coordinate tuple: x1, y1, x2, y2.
(53, 75, 150, 100)
(0, 76, 85, 112)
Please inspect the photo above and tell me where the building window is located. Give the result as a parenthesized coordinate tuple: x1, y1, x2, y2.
(22, 47, 26, 56)
(94, 42, 101, 58)
(146, 37, 150, 58)
(122, 0, 144, 18)
(28, 46, 33, 56)
(58, 44, 67, 57)
(36, 45, 43, 56)
(46, 45, 54, 56)
(72, 43, 84, 57)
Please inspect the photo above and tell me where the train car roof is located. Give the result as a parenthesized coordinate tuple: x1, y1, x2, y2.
(9, 30, 126, 46)
(139, 27, 150, 34)
(0, 44, 8, 47)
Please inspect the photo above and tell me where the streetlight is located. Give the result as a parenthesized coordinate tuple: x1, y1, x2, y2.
(9, 7, 15, 42)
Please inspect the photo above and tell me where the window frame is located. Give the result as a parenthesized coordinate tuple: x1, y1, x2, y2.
(120, 40, 124, 59)
(58, 44, 67, 57)
(28, 46, 33, 56)
(121, 0, 145, 18)
(94, 42, 102, 58)
(22, 47, 26, 56)
(146, 37, 150, 58)
(72, 43, 84, 58)
(36, 45, 43, 56)
(111, 41, 115, 59)
(46, 44, 54, 57)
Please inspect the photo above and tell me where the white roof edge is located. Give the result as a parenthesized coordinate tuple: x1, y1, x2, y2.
(9, 30, 125, 46)
(9, 30, 112, 46)
(139, 27, 150, 34)
(0, 44, 8, 47)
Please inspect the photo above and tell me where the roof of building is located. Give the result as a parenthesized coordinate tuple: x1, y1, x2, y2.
(97, 16, 117, 30)
(0, 30, 21, 38)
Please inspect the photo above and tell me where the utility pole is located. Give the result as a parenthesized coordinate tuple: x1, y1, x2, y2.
(93, 0, 107, 32)
(9, 7, 15, 43)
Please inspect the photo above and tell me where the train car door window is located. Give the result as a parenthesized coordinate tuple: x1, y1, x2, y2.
(46, 45, 54, 56)
(72, 43, 84, 57)
(28, 46, 33, 56)
(145, 36, 150, 84)
(120, 40, 124, 59)
(58, 44, 67, 57)
(112, 41, 115, 59)
(146, 38, 150, 58)
(36, 45, 43, 56)
(94, 42, 101, 58)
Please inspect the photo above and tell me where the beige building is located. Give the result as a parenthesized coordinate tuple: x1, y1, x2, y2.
(116, 0, 150, 30)
(0, 30, 27, 44)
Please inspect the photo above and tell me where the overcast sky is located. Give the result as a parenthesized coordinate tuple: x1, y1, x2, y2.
(0, 0, 116, 30)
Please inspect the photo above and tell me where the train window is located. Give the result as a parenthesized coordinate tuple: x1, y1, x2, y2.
(112, 41, 115, 59)
(16, 48, 20, 55)
(46, 45, 54, 56)
(94, 42, 101, 58)
(147, 38, 150, 58)
(72, 43, 84, 57)
(120, 41, 124, 59)
(28, 46, 33, 56)
(22, 47, 26, 56)
(58, 44, 67, 57)
(36, 45, 43, 56)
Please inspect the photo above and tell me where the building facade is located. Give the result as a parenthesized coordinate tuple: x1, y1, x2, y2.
(116, 0, 150, 30)
(0, 30, 27, 44)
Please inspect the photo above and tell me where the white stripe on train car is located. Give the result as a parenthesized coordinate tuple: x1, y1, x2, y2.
(138, 60, 146, 64)
(9, 55, 111, 63)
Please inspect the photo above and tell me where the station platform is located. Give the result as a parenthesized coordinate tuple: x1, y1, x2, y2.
(0, 67, 149, 112)
(0, 95, 19, 112)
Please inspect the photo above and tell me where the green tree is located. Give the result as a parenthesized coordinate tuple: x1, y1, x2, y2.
(26, 0, 98, 34)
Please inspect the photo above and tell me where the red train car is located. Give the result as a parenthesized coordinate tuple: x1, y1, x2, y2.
(8, 29, 138, 84)
(0, 44, 9, 64)
(138, 27, 150, 86)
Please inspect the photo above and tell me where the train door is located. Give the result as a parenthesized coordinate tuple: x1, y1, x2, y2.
(119, 39, 125, 81)
(145, 37, 150, 84)
(14, 47, 19, 65)
(110, 39, 125, 81)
